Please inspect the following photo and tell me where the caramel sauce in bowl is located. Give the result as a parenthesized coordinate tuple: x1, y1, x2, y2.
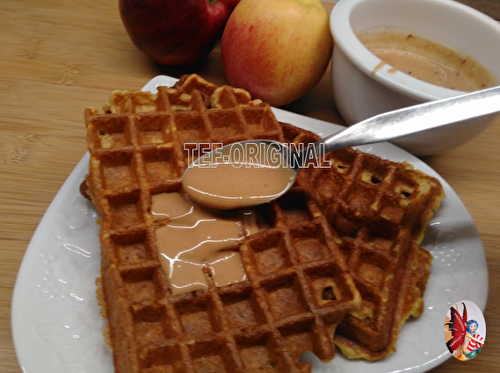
(358, 31, 497, 92)
(330, 0, 500, 155)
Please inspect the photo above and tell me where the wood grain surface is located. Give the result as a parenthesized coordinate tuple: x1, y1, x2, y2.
(0, 1, 498, 372)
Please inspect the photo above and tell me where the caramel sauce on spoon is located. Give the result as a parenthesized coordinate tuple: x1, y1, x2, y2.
(182, 141, 296, 210)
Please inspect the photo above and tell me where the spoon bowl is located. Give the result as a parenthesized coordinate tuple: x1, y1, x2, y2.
(181, 140, 297, 210)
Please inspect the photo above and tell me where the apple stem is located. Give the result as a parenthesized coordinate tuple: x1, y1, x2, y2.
(208, 0, 219, 5)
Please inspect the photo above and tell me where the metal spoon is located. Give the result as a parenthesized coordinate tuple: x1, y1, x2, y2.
(301, 85, 500, 162)
(183, 85, 500, 209)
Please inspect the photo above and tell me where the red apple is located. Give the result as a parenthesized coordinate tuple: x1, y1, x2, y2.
(119, 0, 241, 66)
(221, 0, 333, 106)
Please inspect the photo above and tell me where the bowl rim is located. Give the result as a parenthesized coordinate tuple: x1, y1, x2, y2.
(330, 0, 500, 102)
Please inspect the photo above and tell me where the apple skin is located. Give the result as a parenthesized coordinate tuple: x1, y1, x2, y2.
(221, 0, 333, 106)
(119, 0, 241, 66)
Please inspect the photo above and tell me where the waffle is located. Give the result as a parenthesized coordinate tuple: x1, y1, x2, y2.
(85, 74, 363, 373)
(83, 74, 444, 371)
(296, 142, 442, 360)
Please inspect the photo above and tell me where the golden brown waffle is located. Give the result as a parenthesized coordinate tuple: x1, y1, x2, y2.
(279, 121, 444, 360)
(297, 144, 443, 360)
(84, 74, 366, 373)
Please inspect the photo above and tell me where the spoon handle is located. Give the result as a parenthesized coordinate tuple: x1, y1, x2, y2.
(316, 85, 500, 154)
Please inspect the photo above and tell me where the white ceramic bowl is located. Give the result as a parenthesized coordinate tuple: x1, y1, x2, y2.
(330, 0, 500, 155)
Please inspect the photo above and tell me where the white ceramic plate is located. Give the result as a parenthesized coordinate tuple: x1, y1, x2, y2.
(12, 76, 488, 373)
